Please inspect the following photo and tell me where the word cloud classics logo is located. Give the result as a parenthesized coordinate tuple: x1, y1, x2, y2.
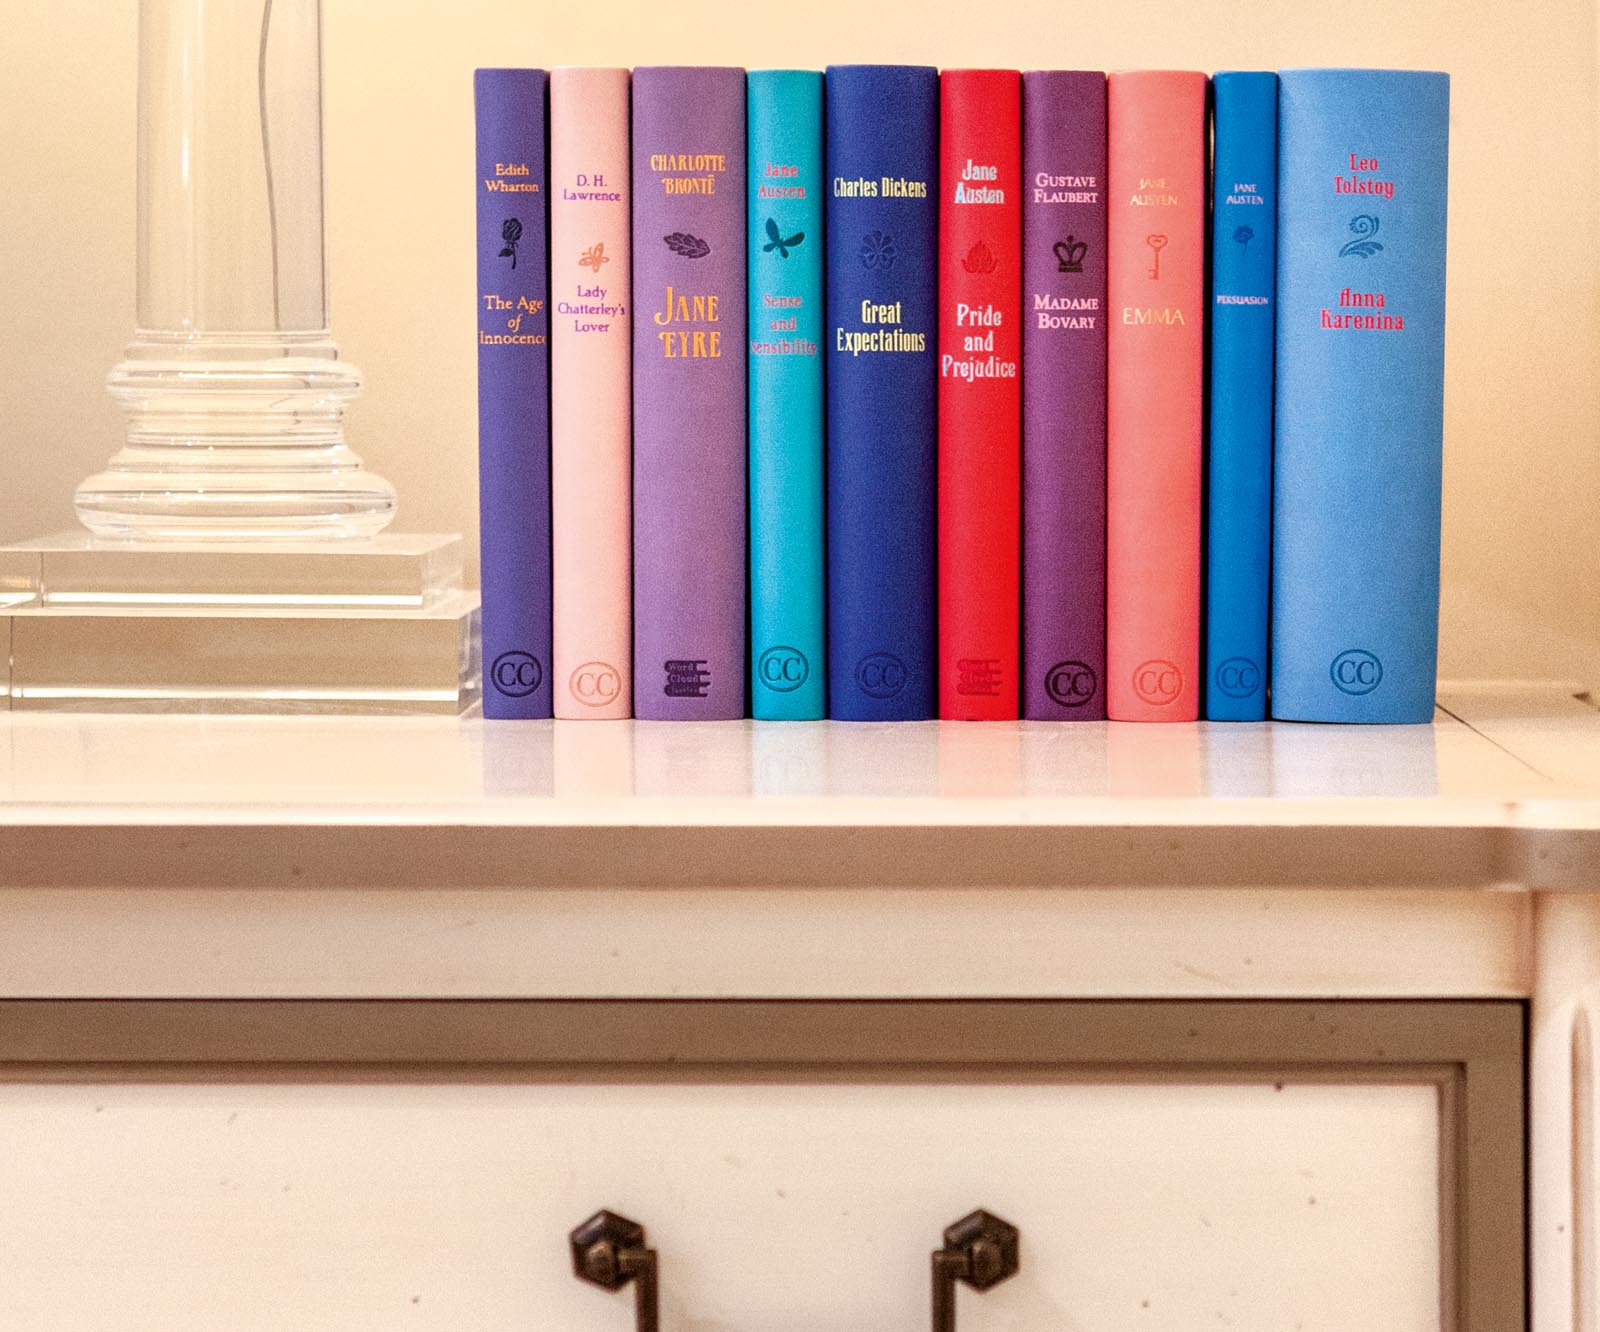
(491, 651, 543, 698)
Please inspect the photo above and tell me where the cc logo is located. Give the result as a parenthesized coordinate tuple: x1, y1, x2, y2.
(1045, 660, 1097, 708)
(857, 652, 907, 700)
(570, 660, 622, 707)
(1213, 656, 1261, 699)
(758, 646, 809, 693)
(490, 650, 543, 699)
(1330, 649, 1383, 696)
(1133, 659, 1183, 706)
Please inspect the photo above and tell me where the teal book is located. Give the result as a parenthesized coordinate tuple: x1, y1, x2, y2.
(1204, 71, 1277, 720)
(748, 70, 826, 718)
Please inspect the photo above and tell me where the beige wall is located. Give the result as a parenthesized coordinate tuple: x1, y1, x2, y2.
(3, 0, 1597, 683)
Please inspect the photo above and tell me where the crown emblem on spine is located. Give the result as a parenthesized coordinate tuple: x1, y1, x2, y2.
(1053, 236, 1088, 273)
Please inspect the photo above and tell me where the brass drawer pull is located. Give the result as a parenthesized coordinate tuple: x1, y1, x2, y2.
(932, 1210, 1020, 1332)
(571, 1211, 659, 1332)
(570, 1207, 1018, 1332)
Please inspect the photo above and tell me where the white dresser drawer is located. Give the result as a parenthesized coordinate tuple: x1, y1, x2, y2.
(0, 1001, 1522, 1332)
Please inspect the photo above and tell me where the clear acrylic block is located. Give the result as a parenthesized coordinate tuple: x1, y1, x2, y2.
(1, 533, 480, 715)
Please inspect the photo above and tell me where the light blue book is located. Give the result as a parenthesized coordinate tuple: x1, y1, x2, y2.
(1271, 69, 1450, 723)
(748, 69, 826, 719)
(1204, 71, 1277, 721)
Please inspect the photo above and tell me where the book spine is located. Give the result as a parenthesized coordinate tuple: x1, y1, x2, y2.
(474, 68, 553, 719)
(938, 69, 1023, 720)
(1020, 70, 1108, 719)
(631, 67, 747, 720)
(1203, 71, 1278, 721)
(748, 70, 826, 720)
(550, 66, 632, 718)
(825, 65, 940, 720)
(1271, 69, 1450, 723)
(1105, 70, 1207, 721)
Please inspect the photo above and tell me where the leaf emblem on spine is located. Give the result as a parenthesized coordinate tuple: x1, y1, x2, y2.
(664, 232, 712, 259)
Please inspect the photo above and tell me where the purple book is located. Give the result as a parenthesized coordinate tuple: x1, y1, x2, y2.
(632, 67, 748, 719)
(474, 68, 552, 719)
(1021, 72, 1108, 719)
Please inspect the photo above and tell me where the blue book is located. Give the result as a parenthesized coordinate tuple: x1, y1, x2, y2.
(1204, 71, 1277, 721)
(748, 70, 826, 720)
(1271, 69, 1449, 723)
(474, 68, 552, 718)
(825, 65, 939, 720)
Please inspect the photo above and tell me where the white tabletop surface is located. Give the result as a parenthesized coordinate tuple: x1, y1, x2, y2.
(0, 680, 1592, 820)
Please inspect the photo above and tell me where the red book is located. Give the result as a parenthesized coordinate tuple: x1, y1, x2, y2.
(938, 69, 1023, 720)
(1106, 70, 1207, 721)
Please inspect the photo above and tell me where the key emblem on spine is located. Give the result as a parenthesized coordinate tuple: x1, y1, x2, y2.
(571, 1207, 1017, 1332)
(1145, 233, 1169, 280)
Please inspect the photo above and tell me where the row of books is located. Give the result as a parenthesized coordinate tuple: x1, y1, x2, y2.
(475, 65, 1450, 724)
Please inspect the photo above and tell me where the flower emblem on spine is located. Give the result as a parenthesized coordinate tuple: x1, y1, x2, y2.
(962, 240, 997, 274)
(498, 218, 523, 269)
(1233, 224, 1254, 251)
(1338, 215, 1384, 259)
(860, 230, 896, 271)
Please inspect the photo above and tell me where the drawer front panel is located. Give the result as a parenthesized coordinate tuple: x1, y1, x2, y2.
(0, 1077, 1443, 1332)
(0, 1000, 1522, 1332)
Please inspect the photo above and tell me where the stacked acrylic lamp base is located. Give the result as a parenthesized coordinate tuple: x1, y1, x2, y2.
(0, 534, 480, 715)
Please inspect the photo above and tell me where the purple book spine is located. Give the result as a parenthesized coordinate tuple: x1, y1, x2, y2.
(632, 67, 748, 719)
(1021, 72, 1108, 719)
(474, 68, 552, 719)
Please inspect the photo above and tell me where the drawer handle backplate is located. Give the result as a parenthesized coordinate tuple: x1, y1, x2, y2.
(932, 1209, 1021, 1332)
(572, 1210, 659, 1332)
(570, 1206, 1019, 1332)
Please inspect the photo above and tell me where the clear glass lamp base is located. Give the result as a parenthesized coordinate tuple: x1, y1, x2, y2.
(78, 339, 398, 542)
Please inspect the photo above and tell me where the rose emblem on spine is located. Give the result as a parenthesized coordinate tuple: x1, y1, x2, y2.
(498, 218, 523, 269)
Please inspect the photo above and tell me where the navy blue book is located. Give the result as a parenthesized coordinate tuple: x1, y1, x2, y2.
(474, 68, 552, 718)
(1271, 69, 1450, 723)
(825, 65, 939, 720)
(1204, 71, 1277, 721)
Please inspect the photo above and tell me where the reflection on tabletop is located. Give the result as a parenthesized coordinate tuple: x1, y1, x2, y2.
(6, 704, 1575, 808)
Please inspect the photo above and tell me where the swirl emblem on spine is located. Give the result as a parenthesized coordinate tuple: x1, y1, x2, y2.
(1338, 215, 1384, 259)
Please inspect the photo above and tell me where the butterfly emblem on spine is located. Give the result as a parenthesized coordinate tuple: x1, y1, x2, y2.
(578, 242, 610, 273)
(762, 217, 805, 259)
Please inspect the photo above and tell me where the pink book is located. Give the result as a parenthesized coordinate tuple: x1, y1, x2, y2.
(1105, 70, 1206, 721)
(551, 67, 632, 717)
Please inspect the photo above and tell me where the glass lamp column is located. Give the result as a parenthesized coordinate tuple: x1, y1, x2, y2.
(76, 0, 396, 540)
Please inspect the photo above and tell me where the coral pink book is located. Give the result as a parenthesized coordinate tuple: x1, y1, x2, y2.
(1105, 70, 1206, 721)
(550, 67, 632, 717)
